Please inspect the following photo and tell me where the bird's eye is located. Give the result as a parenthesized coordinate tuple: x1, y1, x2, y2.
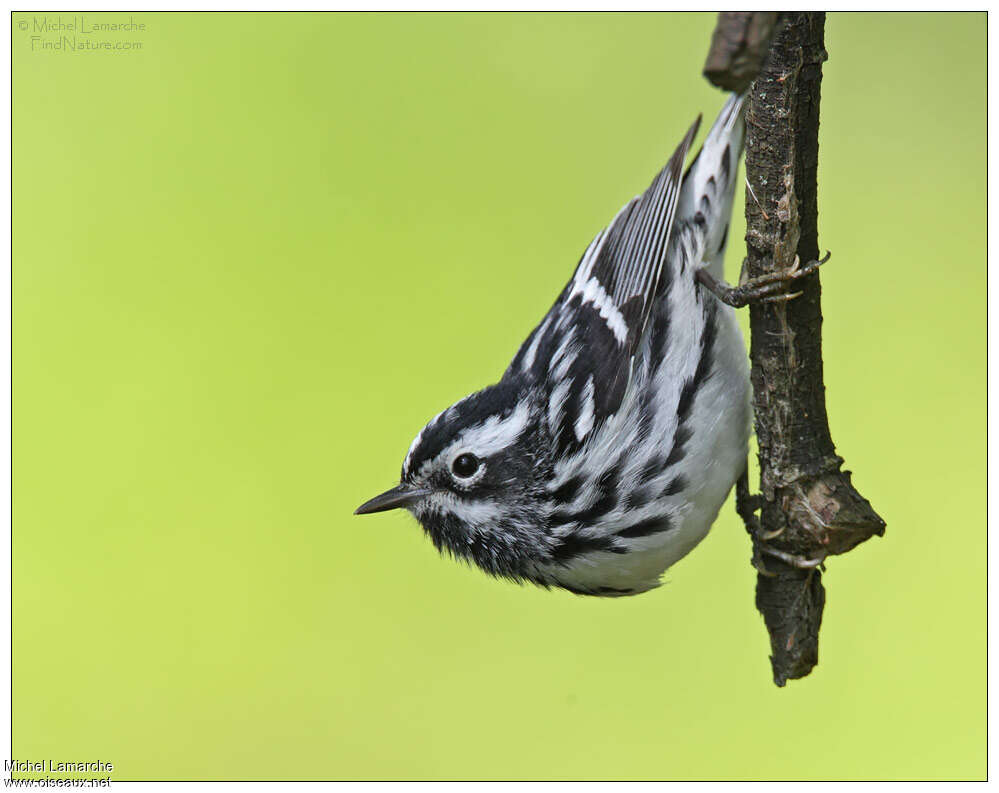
(451, 453, 480, 479)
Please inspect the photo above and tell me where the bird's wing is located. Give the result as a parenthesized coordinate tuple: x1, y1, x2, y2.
(507, 116, 700, 451)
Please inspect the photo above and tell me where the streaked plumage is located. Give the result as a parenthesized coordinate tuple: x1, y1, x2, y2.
(357, 94, 751, 597)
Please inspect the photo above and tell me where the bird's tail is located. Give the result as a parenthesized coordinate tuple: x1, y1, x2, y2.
(677, 92, 746, 279)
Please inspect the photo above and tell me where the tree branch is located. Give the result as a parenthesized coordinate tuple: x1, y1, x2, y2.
(703, 12, 780, 93)
(704, 12, 886, 686)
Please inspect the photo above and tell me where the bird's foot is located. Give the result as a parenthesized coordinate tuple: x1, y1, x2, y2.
(696, 251, 831, 307)
(758, 545, 826, 570)
(736, 467, 827, 576)
(751, 545, 827, 577)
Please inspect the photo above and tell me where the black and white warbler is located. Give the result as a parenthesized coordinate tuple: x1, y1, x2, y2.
(356, 94, 752, 597)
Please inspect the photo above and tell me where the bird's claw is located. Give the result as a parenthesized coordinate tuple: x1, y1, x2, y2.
(759, 544, 827, 570)
(736, 469, 828, 573)
(697, 251, 831, 307)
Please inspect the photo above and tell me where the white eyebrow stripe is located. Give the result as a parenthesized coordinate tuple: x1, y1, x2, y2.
(446, 400, 531, 460)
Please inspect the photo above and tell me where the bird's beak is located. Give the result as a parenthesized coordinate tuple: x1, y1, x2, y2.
(354, 484, 431, 515)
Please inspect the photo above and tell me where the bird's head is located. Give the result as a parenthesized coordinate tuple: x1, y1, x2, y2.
(355, 380, 553, 580)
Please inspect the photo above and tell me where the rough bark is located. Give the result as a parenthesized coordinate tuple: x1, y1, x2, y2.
(704, 12, 886, 686)
(703, 12, 779, 93)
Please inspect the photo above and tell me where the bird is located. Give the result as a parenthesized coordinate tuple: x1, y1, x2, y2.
(355, 93, 752, 597)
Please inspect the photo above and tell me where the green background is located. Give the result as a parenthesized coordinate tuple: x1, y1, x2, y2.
(13, 12, 985, 781)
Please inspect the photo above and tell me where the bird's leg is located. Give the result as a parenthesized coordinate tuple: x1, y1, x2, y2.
(736, 464, 827, 574)
(696, 251, 831, 307)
